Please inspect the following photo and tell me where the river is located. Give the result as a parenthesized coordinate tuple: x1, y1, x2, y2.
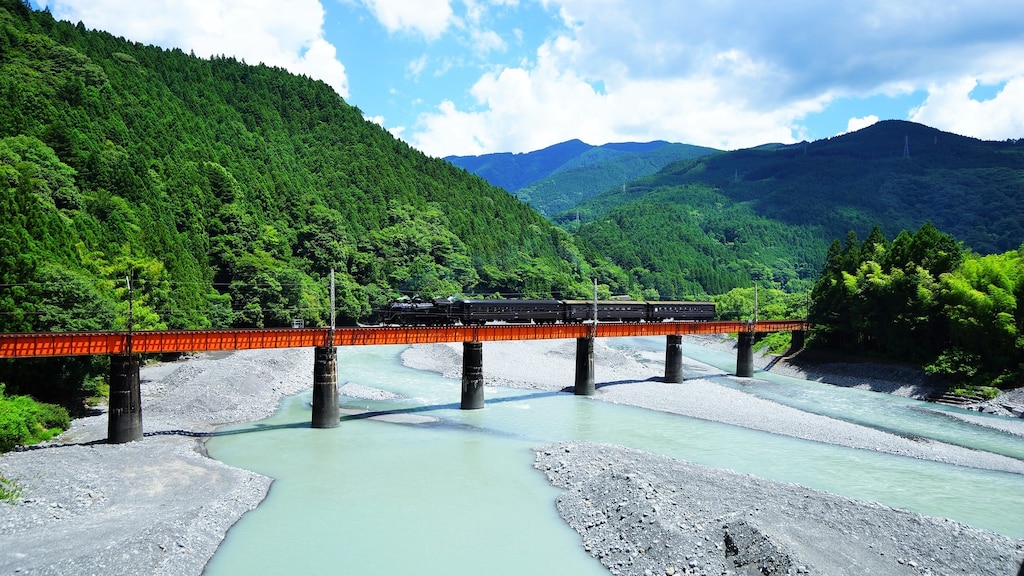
(202, 338, 1024, 574)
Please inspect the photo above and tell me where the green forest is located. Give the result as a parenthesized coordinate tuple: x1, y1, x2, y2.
(532, 120, 1024, 300)
(810, 224, 1024, 396)
(0, 0, 629, 413)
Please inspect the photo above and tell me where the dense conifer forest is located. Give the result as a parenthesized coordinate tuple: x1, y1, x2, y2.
(0, 0, 628, 406)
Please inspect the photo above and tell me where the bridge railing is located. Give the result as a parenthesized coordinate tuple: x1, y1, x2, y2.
(0, 321, 810, 359)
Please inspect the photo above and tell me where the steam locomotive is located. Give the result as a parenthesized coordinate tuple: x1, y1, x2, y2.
(382, 298, 715, 326)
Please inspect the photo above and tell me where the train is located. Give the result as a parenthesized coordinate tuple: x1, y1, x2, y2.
(381, 298, 716, 326)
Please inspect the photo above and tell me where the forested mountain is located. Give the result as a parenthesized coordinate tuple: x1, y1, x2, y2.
(446, 139, 718, 215)
(560, 121, 1024, 299)
(0, 1, 631, 402)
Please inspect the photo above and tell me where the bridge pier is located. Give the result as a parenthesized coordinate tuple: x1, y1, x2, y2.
(789, 329, 806, 354)
(461, 341, 485, 409)
(664, 335, 684, 383)
(311, 346, 340, 428)
(108, 354, 142, 443)
(736, 331, 755, 378)
(574, 337, 595, 395)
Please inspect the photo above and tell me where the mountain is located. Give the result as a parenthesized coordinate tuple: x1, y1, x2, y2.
(446, 139, 719, 215)
(0, 0, 631, 342)
(565, 120, 1024, 298)
(445, 139, 594, 192)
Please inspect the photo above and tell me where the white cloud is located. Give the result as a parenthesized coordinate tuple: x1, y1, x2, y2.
(407, 54, 429, 79)
(361, 0, 454, 40)
(470, 28, 506, 54)
(38, 0, 349, 96)
(409, 0, 1024, 155)
(845, 115, 880, 134)
(910, 77, 1024, 140)
(410, 35, 818, 156)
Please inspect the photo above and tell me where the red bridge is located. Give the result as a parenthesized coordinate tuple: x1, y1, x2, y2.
(0, 321, 807, 358)
(0, 320, 809, 443)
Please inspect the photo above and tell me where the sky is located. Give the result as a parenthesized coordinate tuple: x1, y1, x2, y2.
(30, 0, 1024, 158)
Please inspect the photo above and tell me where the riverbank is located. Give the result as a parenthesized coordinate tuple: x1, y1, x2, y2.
(0, 339, 1022, 575)
(0, 348, 314, 575)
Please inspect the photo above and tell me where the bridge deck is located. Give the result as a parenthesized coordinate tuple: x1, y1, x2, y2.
(0, 321, 808, 358)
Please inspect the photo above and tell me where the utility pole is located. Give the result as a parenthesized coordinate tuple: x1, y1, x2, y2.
(753, 282, 758, 326)
(125, 274, 133, 355)
(329, 269, 336, 347)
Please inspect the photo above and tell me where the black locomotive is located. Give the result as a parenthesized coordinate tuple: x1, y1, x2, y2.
(382, 298, 715, 326)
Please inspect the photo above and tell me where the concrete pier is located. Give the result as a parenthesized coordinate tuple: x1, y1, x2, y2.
(461, 341, 484, 409)
(108, 354, 142, 443)
(311, 346, 340, 428)
(574, 337, 595, 395)
(736, 331, 755, 378)
(789, 329, 806, 354)
(664, 334, 683, 383)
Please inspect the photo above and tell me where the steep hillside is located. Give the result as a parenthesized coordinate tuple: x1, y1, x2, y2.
(566, 121, 1024, 298)
(633, 121, 1024, 254)
(0, 0, 628, 339)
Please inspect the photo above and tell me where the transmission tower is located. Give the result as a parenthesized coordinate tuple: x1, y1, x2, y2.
(903, 133, 910, 159)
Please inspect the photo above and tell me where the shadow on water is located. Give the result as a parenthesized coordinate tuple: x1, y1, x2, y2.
(12, 388, 580, 452)
(340, 388, 568, 422)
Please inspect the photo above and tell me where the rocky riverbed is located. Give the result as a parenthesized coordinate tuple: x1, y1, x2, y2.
(405, 337, 1024, 575)
(1, 338, 1022, 575)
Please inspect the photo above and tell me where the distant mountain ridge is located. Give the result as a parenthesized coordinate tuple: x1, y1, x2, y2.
(446, 139, 719, 216)
(581, 120, 1024, 254)
(563, 120, 1024, 298)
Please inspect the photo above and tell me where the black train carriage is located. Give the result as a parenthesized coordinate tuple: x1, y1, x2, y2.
(565, 300, 715, 322)
(646, 301, 716, 321)
(382, 298, 716, 325)
(458, 299, 563, 325)
(563, 300, 647, 322)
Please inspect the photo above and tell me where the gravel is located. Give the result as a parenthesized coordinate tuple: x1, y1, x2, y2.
(2, 338, 1023, 575)
(535, 442, 1024, 576)
(0, 348, 313, 576)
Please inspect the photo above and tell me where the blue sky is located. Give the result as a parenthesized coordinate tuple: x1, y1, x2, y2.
(31, 0, 1024, 157)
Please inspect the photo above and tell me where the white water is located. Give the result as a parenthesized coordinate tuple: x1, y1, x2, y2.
(203, 340, 1024, 575)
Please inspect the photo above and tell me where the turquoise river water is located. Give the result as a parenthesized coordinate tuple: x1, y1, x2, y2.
(203, 338, 1024, 575)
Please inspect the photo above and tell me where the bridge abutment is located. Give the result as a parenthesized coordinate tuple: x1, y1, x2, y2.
(461, 341, 485, 409)
(664, 335, 684, 383)
(574, 337, 595, 395)
(108, 354, 142, 443)
(736, 331, 755, 377)
(312, 346, 340, 428)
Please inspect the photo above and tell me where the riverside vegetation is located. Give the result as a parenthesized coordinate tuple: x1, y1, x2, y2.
(1, 0, 1022, 452)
